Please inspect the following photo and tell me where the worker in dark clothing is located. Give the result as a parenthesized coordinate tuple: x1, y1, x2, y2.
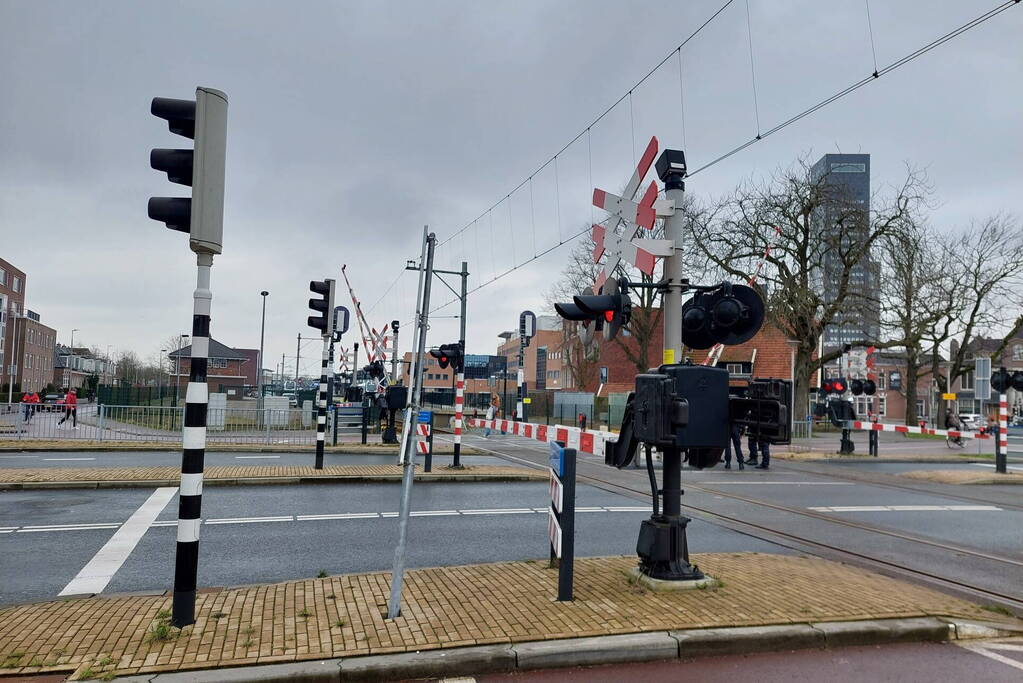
(723, 423, 745, 470)
(748, 432, 771, 469)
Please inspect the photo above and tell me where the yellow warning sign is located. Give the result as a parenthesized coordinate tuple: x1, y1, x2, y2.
(523, 398, 532, 404)
(942, 392, 956, 400)
(663, 349, 675, 365)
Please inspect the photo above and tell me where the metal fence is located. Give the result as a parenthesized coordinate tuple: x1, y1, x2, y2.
(0, 402, 376, 446)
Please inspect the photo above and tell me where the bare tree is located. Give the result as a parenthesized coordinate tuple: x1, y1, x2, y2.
(877, 221, 946, 425)
(545, 230, 603, 389)
(926, 215, 1023, 426)
(686, 156, 928, 417)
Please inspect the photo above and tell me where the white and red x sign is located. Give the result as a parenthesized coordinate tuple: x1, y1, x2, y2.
(590, 136, 675, 292)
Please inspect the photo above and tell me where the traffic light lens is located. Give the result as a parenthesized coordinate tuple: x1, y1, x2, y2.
(604, 310, 614, 322)
(683, 306, 706, 331)
(711, 298, 741, 328)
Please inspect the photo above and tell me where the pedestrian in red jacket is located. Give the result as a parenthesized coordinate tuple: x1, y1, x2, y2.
(57, 389, 78, 429)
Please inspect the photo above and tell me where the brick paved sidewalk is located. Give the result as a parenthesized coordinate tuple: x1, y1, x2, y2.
(0, 554, 1007, 680)
(0, 464, 544, 486)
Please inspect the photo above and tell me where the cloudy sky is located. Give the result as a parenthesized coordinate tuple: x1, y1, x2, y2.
(1, 0, 1020, 377)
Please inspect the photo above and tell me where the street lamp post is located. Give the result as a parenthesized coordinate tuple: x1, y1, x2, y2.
(67, 329, 79, 391)
(6, 306, 22, 404)
(258, 291, 269, 399)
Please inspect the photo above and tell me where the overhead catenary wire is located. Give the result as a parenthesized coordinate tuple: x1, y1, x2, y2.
(418, 0, 1018, 318)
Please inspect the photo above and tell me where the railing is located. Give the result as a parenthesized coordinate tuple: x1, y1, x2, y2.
(0, 403, 376, 445)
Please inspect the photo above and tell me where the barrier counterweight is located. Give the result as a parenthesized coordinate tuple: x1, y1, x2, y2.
(173, 253, 213, 628)
(315, 337, 329, 469)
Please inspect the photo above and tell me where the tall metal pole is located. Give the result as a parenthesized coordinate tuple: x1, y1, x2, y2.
(388, 226, 435, 619)
(258, 291, 268, 398)
(453, 261, 468, 467)
(7, 308, 20, 402)
(172, 252, 213, 627)
(390, 323, 400, 384)
(353, 342, 360, 397)
(296, 333, 302, 382)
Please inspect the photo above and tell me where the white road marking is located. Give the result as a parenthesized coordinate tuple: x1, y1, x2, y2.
(7, 507, 657, 534)
(235, 455, 281, 459)
(809, 505, 1002, 512)
(0, 455, 38, 458)
(957, 642, 1023, 672)
(204, 516, 294, 525)
(700, 481, 852, 485)
(971, 463, 1023, 472)
(59, 487, 177, 596)
(43, 457, 96, 461)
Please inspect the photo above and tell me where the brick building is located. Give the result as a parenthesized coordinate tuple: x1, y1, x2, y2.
(14, 311, 57, 392)
(401, 352, 506, 396)
(496, 315, 566, 391)
(168, 339, 260, 396)
(54, 346, 116, 391)
(0, 258, 27, 392)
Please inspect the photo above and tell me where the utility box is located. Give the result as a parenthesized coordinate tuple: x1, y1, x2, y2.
(207, 392, 227, 431)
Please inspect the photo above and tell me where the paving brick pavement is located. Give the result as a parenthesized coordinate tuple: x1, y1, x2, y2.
(0, 553, 1006, 680)
(0, 464, 544, 485)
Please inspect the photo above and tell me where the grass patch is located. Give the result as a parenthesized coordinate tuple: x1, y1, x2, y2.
(97, 656, 114, 666)
(240, 626, 255, 636)
(333, 618, 346, 628)
(981, 604, 1014, 616)
(211, 611, 227, 620)
(145, 610, 180, 644)
(1, 652, 26, 667)
(298, 608, 312, 618)
(317, 569, 328, 578)
(78, 667, 96, 680)
(241, 639, 255, 648)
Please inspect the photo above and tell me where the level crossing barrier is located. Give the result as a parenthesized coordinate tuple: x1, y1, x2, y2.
(467, 417, 617, 458)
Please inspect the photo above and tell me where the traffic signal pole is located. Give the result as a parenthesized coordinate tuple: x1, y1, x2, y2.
(646, 150, 703, 582)
(453, 261, 467, 468)
(389, 227, 436, 619)
(997, 392, 1008, 474)
(315, 336, 330, 469)
(173, 251, 214, 628)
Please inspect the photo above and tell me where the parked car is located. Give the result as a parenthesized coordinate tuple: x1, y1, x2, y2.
(959, 414, 981, 430)
(41, 394, 64, 411)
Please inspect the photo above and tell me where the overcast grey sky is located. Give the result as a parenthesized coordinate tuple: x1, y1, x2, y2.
(1, 0, 1020, 377)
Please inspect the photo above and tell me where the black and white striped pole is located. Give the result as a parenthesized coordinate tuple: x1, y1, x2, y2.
(148, 86, 229, 628)
(308, 279, 337, 470)
(517, 310, 536, 422)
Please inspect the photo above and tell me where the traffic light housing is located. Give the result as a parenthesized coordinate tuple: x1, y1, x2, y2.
(822, 378, 848, 394)
(680, 283, 764, 350)
(149, 87, 228, 254)
(365, 360, 385, 380)
(308, 279, 336, 336)
(850, 379, 876, 396)
(1013, 371, 1023, 392)
(556, 278, 632, 342)
(991, 367, 1013, 393)
(430, 342, 464, 372)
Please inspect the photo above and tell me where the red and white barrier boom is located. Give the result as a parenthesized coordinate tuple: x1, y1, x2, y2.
(468, 417, 617, 458)
(843, 420, 991, 441)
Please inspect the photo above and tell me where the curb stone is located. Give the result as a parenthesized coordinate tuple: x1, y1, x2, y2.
(339, 644, 516, 681)
(108, 617, 975, 682)
(671, 624, 823, 657)
(512, 632, 679, 669)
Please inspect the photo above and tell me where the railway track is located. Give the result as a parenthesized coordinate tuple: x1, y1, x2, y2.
(454, 435, 1023, 613)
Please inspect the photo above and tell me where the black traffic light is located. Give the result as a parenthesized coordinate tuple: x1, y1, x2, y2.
(308, 279, 336, 335)
(557, 278, 632, 342)
(680, 283, 764, 350)
(430, 342, 464, 372)
(149, 88, 228, 255)
(822, 378, 848, 394)
(1013, 371, 1023, 392)
(365, 360, 385, 379)
(850, 379, 876, 396)
(991, 367, 1013, 393)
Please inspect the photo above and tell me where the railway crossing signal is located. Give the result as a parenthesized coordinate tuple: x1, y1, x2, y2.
(429, 342, 464, 372)
(990, 367, 1023, 393)
(554, 278, 632, 342)
(821, 378, 848, 395)
(850, 378, 876, 396)
(679, 284, 765, 350)
(148, 88, 228, 255)
(307, 279, 336, 336)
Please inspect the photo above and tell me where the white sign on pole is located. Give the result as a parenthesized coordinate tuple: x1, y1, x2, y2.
(548, 507, 562, 559)
(975, 357, 992, 400)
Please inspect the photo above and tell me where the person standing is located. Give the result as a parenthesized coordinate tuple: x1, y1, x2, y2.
(57, 388, 78, 429)
(484, 392, 498, 438)
(748, 433, 771, 469)
(21, 392, 32, 423)
(723, 423, 745, 470)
